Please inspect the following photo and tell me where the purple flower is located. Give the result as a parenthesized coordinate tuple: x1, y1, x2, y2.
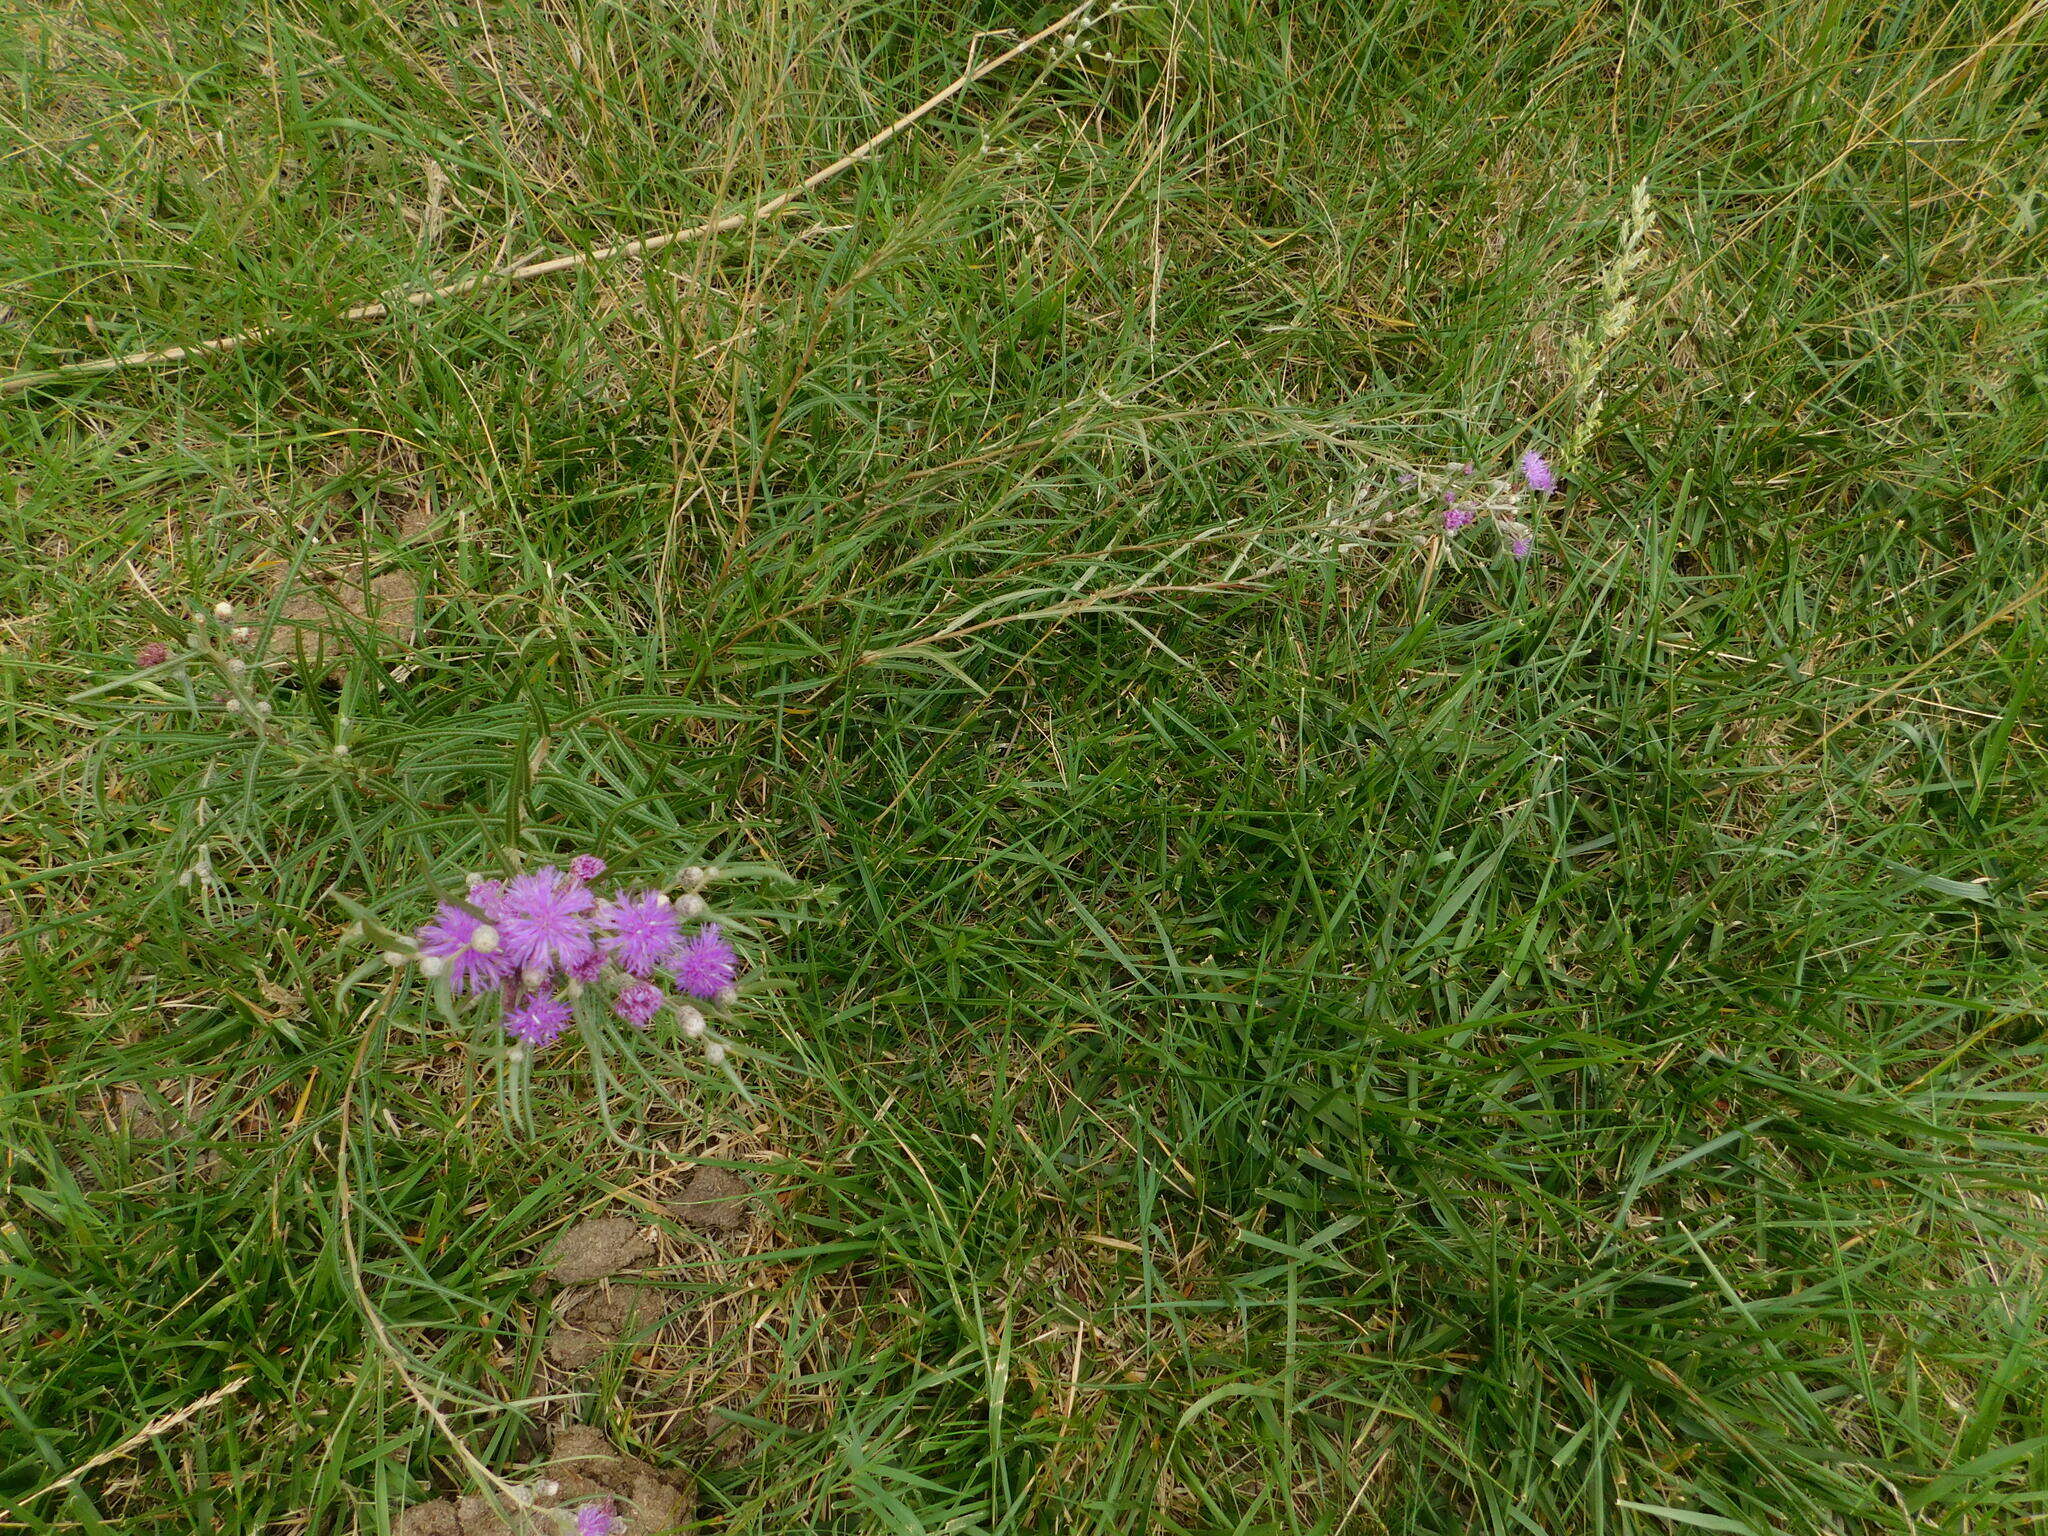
(1442, 494, 1475, 533)
(574, 1502, 618, 1536)
(671, 923, 739, 1000)
(137, 641, 170, 668)
(504, 991, 573, 1048)
(416, 900, 513, 995)
(1521, 450, 1556, 494)
(596, 889, 682, 978)
(566, 949, 605, 984)
(569, 855, 606, 882)
(613, 979, 664, 1028)
(495, 868, 596, 975)
(1512, 536, 1534, 559)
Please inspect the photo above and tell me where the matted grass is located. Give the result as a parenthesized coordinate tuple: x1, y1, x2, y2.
(4, 2, 2047, 1532)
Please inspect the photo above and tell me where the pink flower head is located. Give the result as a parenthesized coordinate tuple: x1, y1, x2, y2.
(574, 1502, 618, 1536)
(1521, 450, 1556, 494)
(1442, 494, 1475, 533)
(137, 641, 171, 668)
(1512, 535, 1534, 559)
(613, 979, 664, 1028)
(596, 889, 682, 978)
(569, 855, 606, 882)
(416, 900, 513, 995)
(567, 949, 606, 985)
(504, 991, 573, 1048)
(495, 867, 596, 975)
(671, 923, 739, 1000)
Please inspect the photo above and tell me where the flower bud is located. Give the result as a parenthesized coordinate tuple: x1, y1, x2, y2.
(676, 1006, 706, 1038)
(679, 866, 706, 890)
(704, 1041, 727, 1065)
(471, 923, 500, 954)
(383, 950, 410, 967)
(212, 600, 235, 621)
(418, 955, 447, 978)
(521, 966, 547, 989)
(676, 893, 707, 919)
(713, 985, 739, 1009)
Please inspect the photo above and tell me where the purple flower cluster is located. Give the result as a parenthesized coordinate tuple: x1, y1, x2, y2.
(410, 860, 740, 1054)
(1417, 446, 1555, 560)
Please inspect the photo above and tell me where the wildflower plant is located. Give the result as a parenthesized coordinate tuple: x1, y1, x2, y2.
(1322, 447, 1557, 564)
(338, 854, 765, 1133)
(335, 856, 774, 1146)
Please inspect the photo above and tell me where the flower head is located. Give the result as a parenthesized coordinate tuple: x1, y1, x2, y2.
(569, 855, 606, 883)
(1512, 536, 1533, 559)
(574, 1501, 619, 1536)
(495, 868, 596, 975)
(567, 949, 606, 985)
(1442, 493, 1476, 533)
(504, 991, 573, 1048)
(1521, 450, 1556, 494)
(136, 641, 170, 668)
(614, 979, 664, 1028)
(671, 923, 739, 1000)
(596, 889, 682, 978)
(416, 900, 513, 995)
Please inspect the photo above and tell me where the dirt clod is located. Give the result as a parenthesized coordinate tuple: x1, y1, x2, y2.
(395, 1428, 688, 1535)
(546, 1425, 689, 1534)
(395, 1499, 465, 1536)
(546, 1287, 653, 1370)
(546, 1217, 654, 1283)
(265, 562, 419, 669)
(664, 1166, 752, 1235)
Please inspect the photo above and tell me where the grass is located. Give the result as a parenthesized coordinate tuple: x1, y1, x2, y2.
(3, 0, 2048, 1531)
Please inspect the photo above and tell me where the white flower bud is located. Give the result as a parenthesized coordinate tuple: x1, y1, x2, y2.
(255, 699, 272, 717)
(382, 950, 410, 967)
(212, 600, 235, 621)
(332, 742, 350, 757)
(231, 626, 252, 643)
(564, 978, 583, 1001)
(470, 923, 500, 954)
(418, 955, 447, 978)
(679, 866, 706, 889)
(520, 966, 547, 989)
(227, 658, 246, 675)
(676, 1006, 706, 1038)
(507, 1045, 526, 1065)
(704, 1041, 727, 1065)
(176, 869, 194, 887)
(714, 985, 739, 1009)
(676, 893, 707, 919)
(223, 697, 242, 713)
(653, 891, 672, 908)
